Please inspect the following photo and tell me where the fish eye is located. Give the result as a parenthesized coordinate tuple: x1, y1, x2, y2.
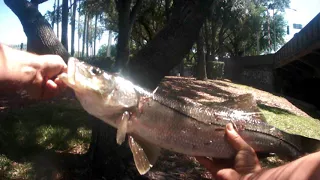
(90, 67, 102, 75)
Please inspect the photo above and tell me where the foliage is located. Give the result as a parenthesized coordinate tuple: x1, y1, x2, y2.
(97, 44, 117, 58)
(45, 0, 290, 68)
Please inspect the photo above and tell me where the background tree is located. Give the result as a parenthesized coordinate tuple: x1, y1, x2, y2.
(70, 0, 77, 56)
(61, 0, 68, 49)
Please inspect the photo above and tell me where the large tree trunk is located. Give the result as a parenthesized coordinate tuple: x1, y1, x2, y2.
(4, 0, 69, 61)
(124, 0, 213, 89)
(70, 0, 76, 56)
(61, 0, 68, 50)
(196, 28, 207, 80)
(30, 0, 38, 9)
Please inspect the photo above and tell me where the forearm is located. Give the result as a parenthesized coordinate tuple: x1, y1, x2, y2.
(245, 152, 320, 180)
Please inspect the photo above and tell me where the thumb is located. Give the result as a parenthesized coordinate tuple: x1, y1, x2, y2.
(225, 123, 252, 151)
(217, 169, 241, 180)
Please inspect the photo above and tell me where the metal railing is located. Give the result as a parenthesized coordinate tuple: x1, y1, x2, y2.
(274, 13, 320, 68)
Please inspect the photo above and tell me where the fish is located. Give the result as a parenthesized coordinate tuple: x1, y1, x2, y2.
(58, 58, 320, 175)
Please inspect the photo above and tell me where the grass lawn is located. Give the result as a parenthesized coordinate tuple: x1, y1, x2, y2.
(0, 99, 91, 179)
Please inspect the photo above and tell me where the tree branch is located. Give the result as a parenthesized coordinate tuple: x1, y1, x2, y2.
(129, 0, 142, 30)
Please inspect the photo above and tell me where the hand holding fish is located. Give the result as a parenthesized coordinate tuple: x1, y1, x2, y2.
(198, 123, 320, 180)
(196, 123, 262, 179)
(0, 44, 67, 99)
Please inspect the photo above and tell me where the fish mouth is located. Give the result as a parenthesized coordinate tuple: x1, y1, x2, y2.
(58, 57, 81, 90)
(67, 57, 77, 85)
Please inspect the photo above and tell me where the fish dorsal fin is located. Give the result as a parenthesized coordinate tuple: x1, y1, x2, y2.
(128, 135, 160, 175)
(116, 111, 130, 145)
(220, 94, 258, 112)
(219, 93, 266, 122)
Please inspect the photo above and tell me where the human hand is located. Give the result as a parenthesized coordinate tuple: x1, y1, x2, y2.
(196, 123, 261, 180)
(0, 44, 67, 99)
(25, 54, 67, 99)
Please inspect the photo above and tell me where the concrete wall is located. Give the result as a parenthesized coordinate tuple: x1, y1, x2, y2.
(221, 54, 275, 92)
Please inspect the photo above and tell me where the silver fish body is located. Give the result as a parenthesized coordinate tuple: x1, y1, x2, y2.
(58, 58, 320, 175)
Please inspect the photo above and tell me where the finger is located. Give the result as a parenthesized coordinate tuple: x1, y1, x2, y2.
(42, 79, 59, 99)
(217, 169, 241, 180)
(39, 55, 67, 78)
(54, 77, 67, 91)
(225, 123, 251, 151)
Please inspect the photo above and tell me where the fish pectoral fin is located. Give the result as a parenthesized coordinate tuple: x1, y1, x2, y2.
(128, 135, 160, 175)
(116, 111, 130, 145)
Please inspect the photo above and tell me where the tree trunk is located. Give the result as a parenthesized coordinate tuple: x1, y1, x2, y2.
(57, 0, 60, 39)
(52, 0, 56, 30)
(179, 61, 184, 76)
(196, 28, 207, 80)
(86, 17, 90, 57)
(211, 19, 217, 58)
(78, 9, 80, 57)
(204, 19, 210, 62)
(93, 14, 98, 57)
(165, 0, 171, 22)
(114, 0, 142, 71)
(107, 30, 112, 57)
(82, 13, 87, 57)
(61, 0, 68, 50)
(70, 0, 76, 56)
(30, 0, 38, 9)
(124, 0, 213, 89)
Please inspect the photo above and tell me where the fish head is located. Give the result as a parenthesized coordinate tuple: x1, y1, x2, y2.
(58, 58, 138, 126)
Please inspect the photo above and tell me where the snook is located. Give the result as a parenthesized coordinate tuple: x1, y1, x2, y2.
(58, 58, 320, 175)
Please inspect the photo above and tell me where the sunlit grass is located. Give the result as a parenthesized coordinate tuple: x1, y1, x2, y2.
(259, 104, 320, 139)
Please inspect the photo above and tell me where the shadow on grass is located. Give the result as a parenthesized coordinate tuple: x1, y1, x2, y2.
(0, 99, 92, 179)
(158, 77, 233, 102)
(284, 97, 320, 119)
(258, 104, 296, 115)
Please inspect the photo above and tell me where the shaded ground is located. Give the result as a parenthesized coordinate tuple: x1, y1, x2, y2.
(1, 76, 320, 179)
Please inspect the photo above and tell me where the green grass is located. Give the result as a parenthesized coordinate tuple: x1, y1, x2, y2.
(258, 104, 320, 168)
(0, 100, 91, 179)
(258, 104, 320, 139)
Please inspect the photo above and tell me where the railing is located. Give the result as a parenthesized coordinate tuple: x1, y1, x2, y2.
(274, 12, 320, 68)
